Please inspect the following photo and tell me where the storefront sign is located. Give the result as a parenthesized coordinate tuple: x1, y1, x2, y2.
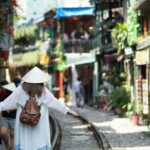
(142, 80, 149, 114)
(135, 50, 149, 65)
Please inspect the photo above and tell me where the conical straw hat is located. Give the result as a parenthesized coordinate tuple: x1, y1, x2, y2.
(22, 66, 50, 83)
(2, 83, 16, 92)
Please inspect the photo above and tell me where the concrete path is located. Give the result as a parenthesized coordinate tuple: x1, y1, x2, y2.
(73, 106, 150, 150)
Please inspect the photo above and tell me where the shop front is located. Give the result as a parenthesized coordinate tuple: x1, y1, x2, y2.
(135, 38, 150, 117)
(65, 51, 98, 106)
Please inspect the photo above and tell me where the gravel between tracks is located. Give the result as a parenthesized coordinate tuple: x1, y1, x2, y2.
(73, 106, 150, 150)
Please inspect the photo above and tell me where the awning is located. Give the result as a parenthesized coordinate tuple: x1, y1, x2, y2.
(56, 7, 95, 18)
(65, 53, 95, 67)
(14, 15, 44, 28)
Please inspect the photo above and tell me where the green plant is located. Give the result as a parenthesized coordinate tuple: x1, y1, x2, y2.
(14, 25, 38, 40)
(127, 7, 139, 46)
(124, 100, 137, 117)
(110, 86, 130, 110)
(0, 0, 13, 40)
(53, 39, 67, 71)
(14, 25, 39, 46)
(110, 66, 127, 88)
(146, 118, 150, 129)
(111, 23, 128, 53)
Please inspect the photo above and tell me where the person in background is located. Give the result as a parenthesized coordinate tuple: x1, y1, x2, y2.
(0, 66, 78, 150)
(13, 77, 21, 87)
(74, 25, 89, 40)
(61, 32, 69, 51)
(97, 87, 108, 110)
(74, 77, 84, 107)
(0, 82, 17, 150)
(0, 134, 1, 147)
(0, 81, 8, 146)
(113, 11, 124, 24)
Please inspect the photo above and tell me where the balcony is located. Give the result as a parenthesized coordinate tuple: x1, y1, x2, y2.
(53, 35, 101, 53)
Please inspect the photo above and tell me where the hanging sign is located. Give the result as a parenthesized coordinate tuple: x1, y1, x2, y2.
(135, 50, 149, 65)
(137, 36, 150, 50)
(135, 79, 143, 114)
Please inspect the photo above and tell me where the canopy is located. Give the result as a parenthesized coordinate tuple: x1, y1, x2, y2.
(65, 53, 95, 67)
(56, 7, 95, 18)
(14, 15, 44, 28)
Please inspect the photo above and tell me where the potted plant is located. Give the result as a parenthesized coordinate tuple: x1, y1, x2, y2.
(109, 86, 130, 117)
(124, 100, 140, 125)
(132, 112, 139, 125)
(125, 100, 136, 117)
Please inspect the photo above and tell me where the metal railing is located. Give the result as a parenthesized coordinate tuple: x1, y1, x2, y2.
(59, 35, 101, 53)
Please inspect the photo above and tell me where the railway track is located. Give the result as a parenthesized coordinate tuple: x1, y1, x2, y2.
(0, 114, 110, 150)
(50, 112, 111, 150)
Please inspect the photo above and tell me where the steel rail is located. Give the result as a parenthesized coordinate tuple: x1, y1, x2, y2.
(77, 115, 111, 150)
(50, 114, 111, 150)
(49, 115, 61, 150)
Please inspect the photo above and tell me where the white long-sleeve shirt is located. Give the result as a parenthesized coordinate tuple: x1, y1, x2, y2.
(0, 85, 69, 150)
